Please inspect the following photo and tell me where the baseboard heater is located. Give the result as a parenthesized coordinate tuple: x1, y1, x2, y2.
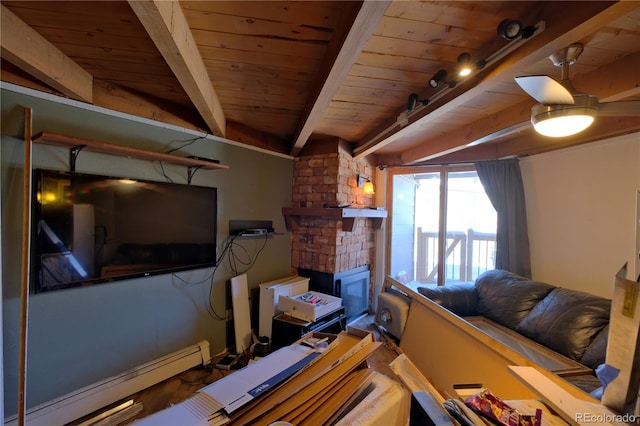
(5, 340, 210, 426)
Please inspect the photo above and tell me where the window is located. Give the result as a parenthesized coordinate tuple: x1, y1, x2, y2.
(387, 166, 497, 286)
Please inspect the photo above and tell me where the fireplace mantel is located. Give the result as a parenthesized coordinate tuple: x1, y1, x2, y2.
(282, 207, 387, 232)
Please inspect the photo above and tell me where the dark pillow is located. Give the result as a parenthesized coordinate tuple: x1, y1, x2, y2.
(475, 269, 556, 329)
(580, 324, 609, 369)
(516, 288, 611, 361)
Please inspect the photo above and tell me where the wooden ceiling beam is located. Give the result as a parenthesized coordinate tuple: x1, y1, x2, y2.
(495, 116, 640, 158)
(128, 0, 226, 137)
(353, 1, 637, 160)
(401, 50, 640, 164)
(573, 51, 640, 102)
(413, 144, 503, 166)
(288, 0, 391, 157)
(381, 113, 639, 167)
(0, 4, 93, 103)
(226, 121, 290, 156)
(92, 80, 210, 132)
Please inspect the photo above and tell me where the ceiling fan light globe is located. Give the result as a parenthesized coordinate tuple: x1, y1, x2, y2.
(533, 114, 595, 137)
(531, 95, 598, 137)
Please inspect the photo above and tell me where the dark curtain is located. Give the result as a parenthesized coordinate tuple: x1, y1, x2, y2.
(475, 159, 531, 278)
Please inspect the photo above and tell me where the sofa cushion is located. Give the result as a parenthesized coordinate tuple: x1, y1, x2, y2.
(516, 288, 611, 362)
(579, 324, 609, 369)
(418, 282, 478, 316)
(475, 269, 556, 329)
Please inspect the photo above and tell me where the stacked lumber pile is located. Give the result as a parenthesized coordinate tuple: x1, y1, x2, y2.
(227, 329, 382, 425)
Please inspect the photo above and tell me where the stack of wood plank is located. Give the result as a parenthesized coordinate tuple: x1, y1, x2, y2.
(227, 329, 382, 425)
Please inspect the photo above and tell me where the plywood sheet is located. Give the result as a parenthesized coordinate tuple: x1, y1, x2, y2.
(399, 296, 537, 399)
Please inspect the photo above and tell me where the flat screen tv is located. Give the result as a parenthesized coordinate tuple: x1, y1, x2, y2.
(31, 169, 217, 292)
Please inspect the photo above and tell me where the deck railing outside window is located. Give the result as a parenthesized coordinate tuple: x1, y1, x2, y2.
(416, 227, 496, 284)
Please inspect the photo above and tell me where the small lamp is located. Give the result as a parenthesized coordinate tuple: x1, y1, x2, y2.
(358, 174, 375, 195)
(457, 53, 473, 77)
(363, 179, 375, 195)
(497, 19, 523, 40)
(428, 69, 448, 88)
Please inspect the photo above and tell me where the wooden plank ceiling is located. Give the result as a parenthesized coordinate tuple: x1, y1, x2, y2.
(1, 1, 639, 166)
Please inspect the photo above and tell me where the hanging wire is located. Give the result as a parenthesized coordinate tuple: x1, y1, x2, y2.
(172, 232, 269, 321)
(158, 133, 210, 183)
(226, 232, 269, 276)
(165, 133, 209, 155)
(158, 161, 174, 183)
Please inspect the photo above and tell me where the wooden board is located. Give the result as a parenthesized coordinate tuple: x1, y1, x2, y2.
(240, 341, 380, 425)
(283, 369, 374, 425)
(505, 400, 571, 426)
(230, 274, 252, 354)
(509, 366, 619, 426)
(228, 331, 379, 424)
(33, 132, 229, 170)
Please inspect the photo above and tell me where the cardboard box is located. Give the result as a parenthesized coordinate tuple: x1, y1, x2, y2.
(278, 291, 342, 321)
(259, 275, 309, 338)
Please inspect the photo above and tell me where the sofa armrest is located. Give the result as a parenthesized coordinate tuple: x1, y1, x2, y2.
(417, 282, 478, 316)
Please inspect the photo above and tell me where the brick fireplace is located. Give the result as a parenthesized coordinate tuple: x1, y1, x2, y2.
(287, 138, 379, 318)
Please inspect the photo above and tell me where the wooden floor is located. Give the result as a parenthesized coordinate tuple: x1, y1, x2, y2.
(71, 315, 402, 425)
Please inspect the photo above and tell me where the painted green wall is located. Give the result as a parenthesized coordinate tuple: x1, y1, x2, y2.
(1, 85, 294, 415)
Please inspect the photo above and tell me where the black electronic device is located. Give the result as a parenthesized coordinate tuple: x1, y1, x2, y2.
(229, 220, 274, 236)
(31, 169, 217, 292)
(298, 266, 370, 321)
(271, 307, 346, 350)
(215, 354, 240, 370)
(186, 155, 220, 164)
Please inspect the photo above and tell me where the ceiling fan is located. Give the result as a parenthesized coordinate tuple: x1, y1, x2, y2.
(514, 43, 640, 137)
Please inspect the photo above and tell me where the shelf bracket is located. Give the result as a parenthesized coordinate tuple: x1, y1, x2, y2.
(187, 166, 202, 184)
(69, 145, 87, 172)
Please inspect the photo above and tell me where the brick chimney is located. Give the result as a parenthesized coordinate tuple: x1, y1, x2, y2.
(290, 138, 376, 275)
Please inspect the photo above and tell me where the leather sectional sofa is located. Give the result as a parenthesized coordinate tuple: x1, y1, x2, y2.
(417, 269, 611, 394)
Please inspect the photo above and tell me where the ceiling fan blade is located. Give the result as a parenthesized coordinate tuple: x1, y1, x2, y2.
(466, 121, 531, 146)
(598, 100, 640, 117)
(514, 75, 575, 105)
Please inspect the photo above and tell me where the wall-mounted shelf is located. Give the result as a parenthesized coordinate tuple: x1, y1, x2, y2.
(33, 131, 229, 182)
(282, 207, 387, 232)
